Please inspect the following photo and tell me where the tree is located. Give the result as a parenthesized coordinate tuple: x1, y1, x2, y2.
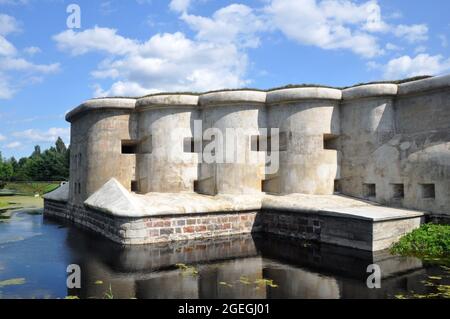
(55, 137, 67, 154)
(5, 137, 70, 182)
(0, 161, 14, 181)
(31, 145, 41, 157)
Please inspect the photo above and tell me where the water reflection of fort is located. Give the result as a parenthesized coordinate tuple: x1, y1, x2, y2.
(65, 227, 425, 299)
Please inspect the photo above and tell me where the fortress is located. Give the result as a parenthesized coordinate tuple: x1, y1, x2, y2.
(44, 74, 450, 251)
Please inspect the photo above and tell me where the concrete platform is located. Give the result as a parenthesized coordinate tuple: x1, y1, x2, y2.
(44, 178, 426, 251)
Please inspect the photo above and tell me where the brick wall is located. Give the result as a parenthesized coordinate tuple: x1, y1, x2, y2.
(44, 200, 263, 245)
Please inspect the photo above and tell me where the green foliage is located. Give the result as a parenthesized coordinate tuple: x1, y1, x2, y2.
(0, 278, 26, 288)
(391, 224, 450, 258)
(0, 137, 69, 183)
(4, 182, 60, 196)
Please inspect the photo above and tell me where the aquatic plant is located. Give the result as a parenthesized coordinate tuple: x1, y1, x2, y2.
(393, 263, 450, 299)
(0, 277, 26, 288)
(391, 224, 450, 259)
(104, 285, 114, 299)
(175, 263, 199, 277)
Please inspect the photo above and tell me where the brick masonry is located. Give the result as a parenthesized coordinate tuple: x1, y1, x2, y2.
(44, 199, 423, 250)
(44, 200, 263, 245)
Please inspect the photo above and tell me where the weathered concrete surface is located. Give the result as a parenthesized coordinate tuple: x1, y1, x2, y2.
(342, 84, 398, 100)
(136, 95, 199, 193)
(43, 182, 69, 203)
(64, 76, 450, 217)
(82, 178, 425, 222)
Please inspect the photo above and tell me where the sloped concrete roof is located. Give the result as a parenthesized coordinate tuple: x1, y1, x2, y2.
(82, 178, 426, 221)
(43, 182, 69, 203)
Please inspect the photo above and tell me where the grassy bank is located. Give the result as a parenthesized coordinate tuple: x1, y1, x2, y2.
(391, 224, 450, 259)
(1, 182, 60, 196)
(0, 195, 43, 210)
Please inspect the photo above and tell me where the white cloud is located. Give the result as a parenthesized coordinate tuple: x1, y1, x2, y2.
(0, 14, 60, 98)
(0, 133, 6, 141)
(0, 36, 16, 56)
(0, 14, 21, 36)
(54, 18, 252, 96)
(264, 0, 384, 58)
(23, 46, 41, 56)
(385, 43, 402, 51)
(169, 0, 191, 13)
(0, 74, 15, 99)
(5, 141, 21, 149)
(382, 54, 450, 79)
(13, 127, 70, 143)
(181, 4, 267, 48)
(53, 27, 137, 56)
(0, 57, 60, 73)
(263, 0, 430, 58)
(414, 46, 427, 54)
(393, 24, 428, 43)
(438, 34, 448, 48)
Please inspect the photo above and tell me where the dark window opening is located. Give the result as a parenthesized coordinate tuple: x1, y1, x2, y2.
(278, 132, 288, 151)
(421, 184, 435, 199)
(131, 181, 139, 192)
(251, 135, 271, 152)
(193, 180, 200, 193)
(392, 183, 404, 199)
(184, 137, 201, 153)
(121, 140, 139, 154)
(363, 183, 376, 198)
(261, 131, 288, 152)
(324, 134, 339, 150)
(334, 180, 341, 194)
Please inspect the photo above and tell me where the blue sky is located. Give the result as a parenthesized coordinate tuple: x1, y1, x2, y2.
(0, 0, 449, 158)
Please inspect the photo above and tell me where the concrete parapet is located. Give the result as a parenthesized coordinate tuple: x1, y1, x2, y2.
(266, 87, 342, 104)
(136, 94, 199, 110)
(398, 74, 450, 96)
(199, 90, 267, 107)
(342, 84, 398, 100)
(66, 98, 136, 122)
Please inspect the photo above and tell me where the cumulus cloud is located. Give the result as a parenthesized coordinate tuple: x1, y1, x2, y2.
(13, 127, 70, 143)
(53, 7, 256, 96)
(53, 27, 137, 56)
(0, 14, 60, 99)
(23, 46, 41, 56)
(381, 54, 450, 79)
(0, 14, 21, 36)
(264, 0, 384, 58)
(0, 133, 6, 141)
(5, 141, 22, 149)
(393, 24, 428, 43)
(53, 0, 437, 95)
(169, 0, 191, 13)
(263, 0, 430, 58)
(181, 4, 267, 48)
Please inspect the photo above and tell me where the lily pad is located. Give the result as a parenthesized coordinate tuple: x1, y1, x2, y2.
(0, 277, 26, 288)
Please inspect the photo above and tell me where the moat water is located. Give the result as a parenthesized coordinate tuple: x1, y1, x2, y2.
(0, 208, 448, 299)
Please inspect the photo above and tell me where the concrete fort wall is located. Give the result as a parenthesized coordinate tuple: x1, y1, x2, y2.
(265, 88, 341, 195)
(339, 84, 398, 202)
(67, 98, 137, 204)
(65, 75, 450, 217)
(135, 95, 199, 193)
(197, 91, 266, 195)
